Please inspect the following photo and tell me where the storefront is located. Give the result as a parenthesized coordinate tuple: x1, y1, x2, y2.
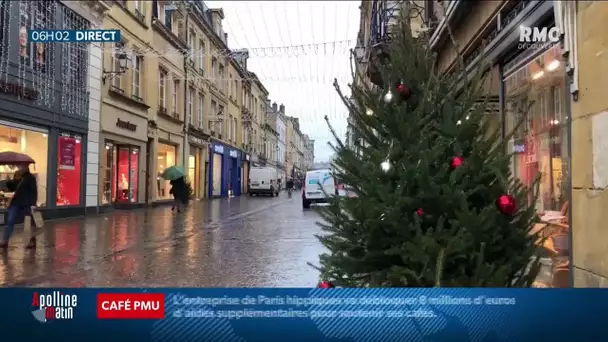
(0, 0, 103, 221)
(482, 1, 571, 287)
(188, 133, 208, 199)
(504, 45, 568, 213)
(156, 141, 178, 200)
(148, 121, 184, 202)
(99, 112, 148, 209)
(242, 153, 250, 194)
(208, 140, 242, 198)
(0, 120, 86, 215)
(0, 96, 88, 220)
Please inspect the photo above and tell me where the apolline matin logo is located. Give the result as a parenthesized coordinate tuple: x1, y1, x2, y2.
(518, 25, 560, 50)
(31, 291, 78, 323)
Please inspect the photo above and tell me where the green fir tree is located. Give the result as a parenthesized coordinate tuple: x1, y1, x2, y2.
(313, 10, 541, 287)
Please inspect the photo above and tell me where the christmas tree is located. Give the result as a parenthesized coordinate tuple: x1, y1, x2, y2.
(313, 10, 541, 287)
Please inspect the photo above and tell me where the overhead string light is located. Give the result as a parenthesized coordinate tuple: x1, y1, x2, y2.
(63, 39, 358, 60)
(40, 1, 56, 109)
(10, 1, 58, 109)
(0, 2, 11, 85)
(18, 1, 27, 94)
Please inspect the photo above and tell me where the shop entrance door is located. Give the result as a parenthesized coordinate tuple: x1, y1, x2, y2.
(212, 153, 222, 197)
(115, 145, 139, 203)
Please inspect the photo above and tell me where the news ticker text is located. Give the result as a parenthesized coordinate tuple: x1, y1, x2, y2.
(95, 293, 516, 320)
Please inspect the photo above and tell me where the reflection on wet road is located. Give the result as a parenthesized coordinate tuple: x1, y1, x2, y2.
(0, 194, 325, 287)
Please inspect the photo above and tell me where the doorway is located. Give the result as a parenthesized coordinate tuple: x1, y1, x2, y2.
(230, 157, 238, 196)
(204, 161, 209, 197)
(212, 153, 222, 197)
(115, 144, 139, 203)
(146, 138, 153, 202)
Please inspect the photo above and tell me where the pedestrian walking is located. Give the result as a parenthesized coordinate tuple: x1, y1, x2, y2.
(170, 176, 187, 213)
(0, 164, 38, 249)
(286, 178, 294, 198)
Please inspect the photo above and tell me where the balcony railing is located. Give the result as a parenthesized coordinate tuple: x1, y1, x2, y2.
(366, 0, 404, 87)
(370, 0, 402, 46)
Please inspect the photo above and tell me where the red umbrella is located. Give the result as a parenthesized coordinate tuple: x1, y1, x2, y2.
(0, 151, 35, 165)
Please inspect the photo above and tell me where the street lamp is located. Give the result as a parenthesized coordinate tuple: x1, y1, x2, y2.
(102, 48, 131, 84)
(208, 109, 224, 136)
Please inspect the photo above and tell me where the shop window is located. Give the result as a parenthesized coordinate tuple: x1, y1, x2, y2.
(56, 134, 82, 206)
(505, 46, 568, 212)
(504, 46, 570, 288)
(156, 143, 177, 200)
(0, 123, 48, 208)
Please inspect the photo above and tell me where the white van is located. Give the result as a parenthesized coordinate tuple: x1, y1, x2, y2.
(302, 169, 337, 208)
(248, 167, 279, 196)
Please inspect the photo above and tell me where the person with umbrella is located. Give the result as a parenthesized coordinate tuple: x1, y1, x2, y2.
(162, 166, 187, 213)
(0, 160, 38, 249)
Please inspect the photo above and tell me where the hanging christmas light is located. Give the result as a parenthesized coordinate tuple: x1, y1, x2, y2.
(366, 108, 374, 116)
(380, 160, 391, 171)
(0, 2, 10, 85)
(384, 90, 393, 103)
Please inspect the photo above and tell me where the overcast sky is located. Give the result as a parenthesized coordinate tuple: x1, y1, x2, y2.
(205, 1, 360, 162)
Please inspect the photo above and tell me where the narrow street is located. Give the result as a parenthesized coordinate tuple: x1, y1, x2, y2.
(0, 193, 325, 287)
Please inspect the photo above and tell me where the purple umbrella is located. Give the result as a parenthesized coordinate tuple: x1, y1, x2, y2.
(0, 151, 35, 165)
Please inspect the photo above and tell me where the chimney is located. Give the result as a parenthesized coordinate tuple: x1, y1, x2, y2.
(266, 99, 271, 107)
(272, 102, 277, 112)
(224, 33, 228, 43)
(279, 104, 285, 114)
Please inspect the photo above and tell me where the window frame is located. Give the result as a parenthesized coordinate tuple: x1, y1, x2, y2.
(198, 93, 204, 129)
(132, 54, 143, 99)
(159, 68, 167, 109)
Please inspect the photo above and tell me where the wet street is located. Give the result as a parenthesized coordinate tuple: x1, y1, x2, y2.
(0, 193, 325, 287)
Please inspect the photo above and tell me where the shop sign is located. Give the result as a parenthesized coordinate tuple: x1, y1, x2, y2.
(513, 143, 525, 154)
(116, 118, 137, 132)
(189, 135, 206, 146)
(0, 80, 38, 100)
(214, 144, 224, 154)
(58, 136, 76, 170)
(229, 150, 238, 158)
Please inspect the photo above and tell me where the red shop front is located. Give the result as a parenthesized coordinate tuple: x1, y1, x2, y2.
(102, 141, 140, 204)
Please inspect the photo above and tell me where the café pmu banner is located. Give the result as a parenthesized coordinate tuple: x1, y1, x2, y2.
(2, 288, 607, 341)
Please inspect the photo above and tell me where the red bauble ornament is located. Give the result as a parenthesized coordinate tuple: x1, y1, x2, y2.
(451, 156, 463, 168)
(416, 208, 424, 216)
(496, 194, 517, 215)
(395, 81, 412, 100)
(318, 281, 335, 288)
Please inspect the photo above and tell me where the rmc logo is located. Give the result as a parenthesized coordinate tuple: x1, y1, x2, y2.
(518, 26, 560, 50)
